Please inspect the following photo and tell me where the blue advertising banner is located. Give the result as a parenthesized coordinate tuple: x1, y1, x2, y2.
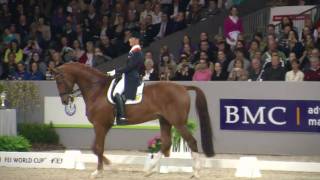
(220, 99, 320, 132)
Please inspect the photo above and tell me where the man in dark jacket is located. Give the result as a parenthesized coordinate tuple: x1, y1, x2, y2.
(114, 31, 144, 125)
(262, 54, 287, 81)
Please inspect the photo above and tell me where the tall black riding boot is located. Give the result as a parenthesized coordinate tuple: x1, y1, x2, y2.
(114, 93, 128, 125)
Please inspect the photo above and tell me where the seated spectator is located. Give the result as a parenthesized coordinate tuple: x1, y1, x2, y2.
(2, 52, 17, 80)
(29, 62, 45, 80)
(279, 16, 298, 37)
(142, 58, 159, 81)
(300, 48, 319, 71)
(159, 45, 176, 64)
(278, 24, 291, 48)
(159, 66, 174, 81)
(283, 30, 304, 59)
(152, 3, 163, 25)
(51, 52, 64, 67)
(248, 58, 262, 81)
(171, 12, 187, 33)
(201, 0, 220, 18)
(211, 62, 228, 81)
(174, 61, 194, 81)
(301, 26, 311, 42)
(216, 39, 234, 61)
(159, 53, 176, 80)
(154, 13, 172, 39)
(227, 48, 250, 72)
(27, 52, 47, 76)
(179, 43, 195, 62)
(72, 39, 85, 60)
(186, 0, 202, 24)
(4, 40, 23, 63)
(98, 35, 117, 58)
(216, 50, 230, 73)
(228, 60, 248, 81)
(92, 47, 110, 68)
(285, 60, 304, 82)
(262, 54, 287, 81)
(140, 1, 154, 23)
(262, 40, 287, 67)
(45, 61, 56, 80)
(248, 40, 260, 60)
(14, 63, 30, 80)
(23, 40, 42, 60)
(304, 57, 320, 81)
(235, 40, 249, 59)
(192, 59, 212, 81)
(79, 41, 95, 67)
(193, 40, 215, 64)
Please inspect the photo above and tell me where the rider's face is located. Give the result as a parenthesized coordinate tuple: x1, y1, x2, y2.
(129, 37, 138, 46)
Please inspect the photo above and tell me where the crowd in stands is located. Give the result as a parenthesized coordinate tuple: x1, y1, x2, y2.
(140, 5, 320, 81)
(1, 0, 221, 80)
(0, 0, 319, 81)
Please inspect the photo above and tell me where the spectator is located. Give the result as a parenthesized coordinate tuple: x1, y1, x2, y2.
(227, 48, 250, 72)
(248, 40, 260, 60)
(27, 52, 47, 76)
(211, 62, 228, 81)
(283, 30, 304, 59)
(140, 1, 154, 23)
(29, 62, 45, 80)
(174, 61, 194, 81)
(159, 53, 176, 77)
(159, 45, 175, 64)
(216, 50, 230, 73)
(171, 12, 187, 32)
(300, 48, 319, 71)
(72, 39, 85, 60)
(152, 4, 163, 25)
(304, 57, 320, 81)
(45, 61, 56, 80)
(262, 54, 287, 81)
(285, 60, 304, 81)
(154, 13, 172, 39)
(14, 63, 30, 80)
(193, 40, 215, 64)
(248, 58, 262, 81)
(168, 0, 186, 19)
(228, 59, 248, 81)
(201, 0, 220, 18)
(23, 40, 42, 59)
(51, 52, 63, 67)
(92, 47, 110, 68)
(186, 0, 202, 24)
(262, 40, 287, 67)
(2, 52, 17, 80)
(224, 6, 243, 48)
(79, 41, 95, 67)
(193, 59, 212, 81)
(142, 58, 159, 81)
(99, 35, 117, 58)
(4, 40, 23, 63)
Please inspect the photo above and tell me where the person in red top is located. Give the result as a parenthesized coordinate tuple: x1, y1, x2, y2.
(304, 57, 320, 81)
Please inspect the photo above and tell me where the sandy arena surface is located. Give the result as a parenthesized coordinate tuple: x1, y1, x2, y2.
(1, 164, 320, 180)
(1, 151, 320, 180)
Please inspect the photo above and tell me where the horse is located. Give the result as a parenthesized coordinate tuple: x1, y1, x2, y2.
(53, 62, 214, 178)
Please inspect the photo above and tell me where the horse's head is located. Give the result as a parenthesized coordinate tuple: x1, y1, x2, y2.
(52, 67, 76, 105)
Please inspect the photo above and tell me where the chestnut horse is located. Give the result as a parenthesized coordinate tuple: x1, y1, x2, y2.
(54, 62, 214, 178)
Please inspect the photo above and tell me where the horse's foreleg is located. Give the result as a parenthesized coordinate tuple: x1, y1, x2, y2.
(91, 123, 111, 179)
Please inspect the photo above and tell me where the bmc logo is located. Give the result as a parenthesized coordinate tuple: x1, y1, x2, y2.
(220, 99, 320, 133)
(225, 106, 287, 126)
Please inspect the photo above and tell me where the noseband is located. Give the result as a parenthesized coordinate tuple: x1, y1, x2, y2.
(55, 71, 76, 98)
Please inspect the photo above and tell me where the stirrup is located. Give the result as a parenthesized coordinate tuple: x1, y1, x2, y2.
(115, 117, 128, 125)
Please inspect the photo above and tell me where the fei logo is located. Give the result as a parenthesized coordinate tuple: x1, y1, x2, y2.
(220, 99, 320, 133)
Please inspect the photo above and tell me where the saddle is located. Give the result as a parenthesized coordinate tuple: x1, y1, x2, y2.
(107, 73, 144, 105)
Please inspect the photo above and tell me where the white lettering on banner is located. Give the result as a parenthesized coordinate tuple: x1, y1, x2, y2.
(268, 107, 287, 125)
(242, 106, 266, 125)
(308, 106, 320, 115)
(308, 119, 320, 126)
(0, 152, 65, 168)
(225, 106, 287, 125)
(225, 106, 240, 123)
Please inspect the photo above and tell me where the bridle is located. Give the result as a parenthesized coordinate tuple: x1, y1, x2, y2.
(54, 70, 78, 101)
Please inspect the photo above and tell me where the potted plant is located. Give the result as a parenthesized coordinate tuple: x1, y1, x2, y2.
(171, 120, 197, 152)
(144, 134, 161, 172)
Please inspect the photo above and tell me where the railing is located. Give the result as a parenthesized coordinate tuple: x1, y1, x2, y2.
(242, 7, 271, 37)
(274, 5, 320, 36)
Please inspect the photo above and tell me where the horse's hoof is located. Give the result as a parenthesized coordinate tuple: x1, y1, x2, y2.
(90, 170, 103, 179)
(190, 172, 200, 179)
(144, 170, 155, 177)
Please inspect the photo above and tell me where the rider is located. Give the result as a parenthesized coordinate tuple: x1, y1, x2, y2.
(114, 31, 144, 125)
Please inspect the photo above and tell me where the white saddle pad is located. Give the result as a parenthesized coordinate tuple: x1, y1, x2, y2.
(107, 74, 144, 105)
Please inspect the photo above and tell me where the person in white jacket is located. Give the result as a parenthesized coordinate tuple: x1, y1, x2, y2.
(285, 60, 304, 81)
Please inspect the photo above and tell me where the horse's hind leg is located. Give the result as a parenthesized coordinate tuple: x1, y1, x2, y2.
(174, 125, 201, 179)
(91, 123, 112, 179)
(145, 117, 172, 177)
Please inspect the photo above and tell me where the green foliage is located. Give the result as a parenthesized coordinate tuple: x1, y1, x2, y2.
(18, 122, 59, 144)
(147, 135, 161, 153)
(0, 82, 4, 93)
(4, 81, 40, 111)
(172, 120, 197, 147)
(0, 136, 31, 151)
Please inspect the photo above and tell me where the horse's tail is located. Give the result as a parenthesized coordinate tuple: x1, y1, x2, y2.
(185, 85, 214, 157)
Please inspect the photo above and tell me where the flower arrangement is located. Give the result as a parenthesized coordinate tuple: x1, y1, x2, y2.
(147, 134, 161, 154)
(172, 120, 197, 148)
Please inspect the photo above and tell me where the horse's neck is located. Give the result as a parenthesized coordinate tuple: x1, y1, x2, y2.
(75, 75, 111, 103)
